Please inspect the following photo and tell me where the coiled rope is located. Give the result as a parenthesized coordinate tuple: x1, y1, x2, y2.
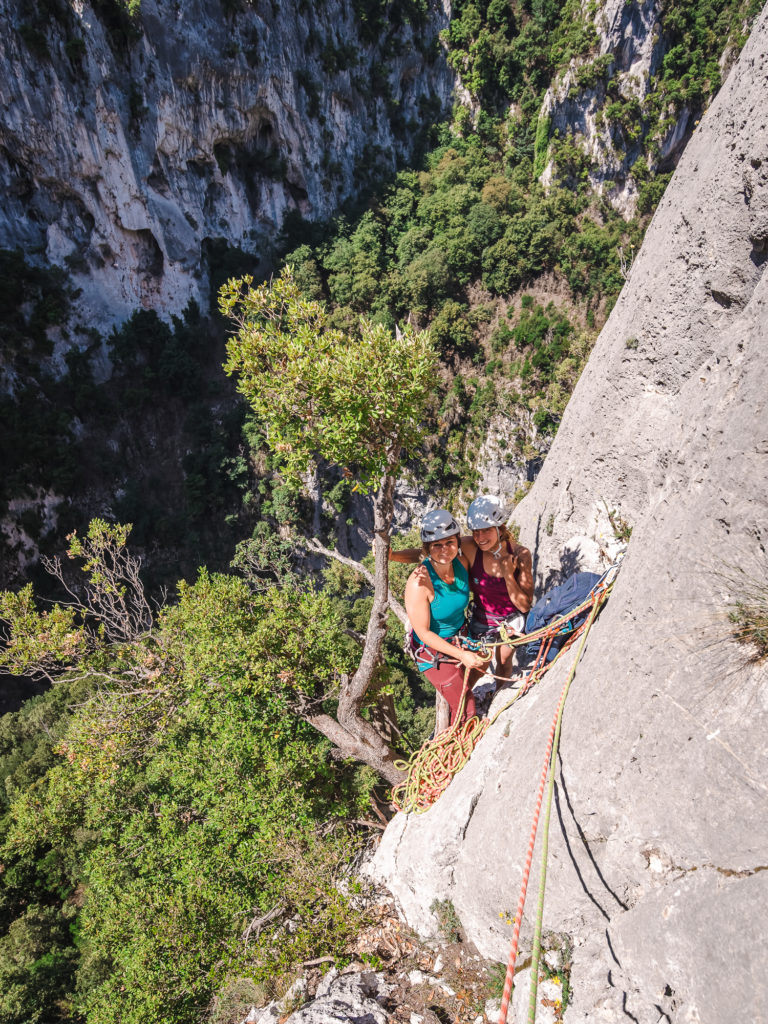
(390, 687, 488, 813)
(390, 583, 611, 815)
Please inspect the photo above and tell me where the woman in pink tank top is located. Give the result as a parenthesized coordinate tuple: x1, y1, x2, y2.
(462, 495, 534, 682)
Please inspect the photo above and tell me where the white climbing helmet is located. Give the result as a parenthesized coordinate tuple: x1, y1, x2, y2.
(420, 509, 460, 544)
(466, 494, 506, 531)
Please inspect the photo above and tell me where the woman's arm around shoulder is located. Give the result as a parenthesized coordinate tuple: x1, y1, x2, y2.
(389, 547, 421, 563)
(459, 535, 477, 562)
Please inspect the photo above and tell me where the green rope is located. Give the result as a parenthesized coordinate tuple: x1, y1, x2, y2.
(526, 596, 603, 1023)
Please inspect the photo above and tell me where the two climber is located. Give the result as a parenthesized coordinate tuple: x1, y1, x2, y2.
(395, 495, 534, 727)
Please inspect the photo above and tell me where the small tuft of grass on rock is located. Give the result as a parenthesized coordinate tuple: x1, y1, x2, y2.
(728, 576, 768, 661)
(430, 898, 462, 943)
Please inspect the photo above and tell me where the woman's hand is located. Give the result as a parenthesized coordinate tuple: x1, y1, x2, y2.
(458, 648, 488, 671)
(412, 564, 431, 585)
(499, 548, 519, 575)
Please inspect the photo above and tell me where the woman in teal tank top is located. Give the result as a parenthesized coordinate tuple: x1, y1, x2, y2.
(404, 510, 487, 728)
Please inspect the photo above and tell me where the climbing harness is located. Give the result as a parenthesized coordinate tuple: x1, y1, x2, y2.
(391, 562, 619, 815)
(408, 624, 471, 669)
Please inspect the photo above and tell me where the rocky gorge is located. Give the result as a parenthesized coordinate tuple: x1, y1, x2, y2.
(0, 0, 452, 331)
(1, 0, 755, 582)
(0, 0, 766, 1022)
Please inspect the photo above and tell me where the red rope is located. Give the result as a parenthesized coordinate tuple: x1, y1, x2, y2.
(497, 674, 568, 1024)
(497, 586, 609, 1024)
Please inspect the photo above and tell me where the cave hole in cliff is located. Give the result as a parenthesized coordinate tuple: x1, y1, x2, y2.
(188, 156, 215, 179)
(147, 159, 170, 195)
(202, 237, 260, 314)
(257, 121, 274, 146)
(711, 289, 733, 309)
(129, 228, 164, 280)
(2, 143, 36, 202)
(91, 0, 141, 56)
(749, 237, 768, 268)
(213, 132, 288, 211)
(286, 180, 309, 204)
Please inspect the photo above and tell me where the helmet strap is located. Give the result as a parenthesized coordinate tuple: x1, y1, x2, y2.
(490, 526, 502, 558)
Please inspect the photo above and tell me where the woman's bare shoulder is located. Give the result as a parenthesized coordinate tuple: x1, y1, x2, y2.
(406, 562, 433, 592)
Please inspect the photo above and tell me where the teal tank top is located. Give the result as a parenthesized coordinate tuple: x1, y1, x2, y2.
(413, 557, 470, 669)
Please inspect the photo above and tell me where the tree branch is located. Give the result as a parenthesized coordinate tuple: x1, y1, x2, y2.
(307, 538, 408, 627)
(242, 902, 286, 946)
(304, 707, 405, 786)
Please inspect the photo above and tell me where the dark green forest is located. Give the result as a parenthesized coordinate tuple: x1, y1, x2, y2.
(0, 0, 763, 1020)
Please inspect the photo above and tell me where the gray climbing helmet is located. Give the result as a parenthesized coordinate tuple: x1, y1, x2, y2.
(466, 494, 506, 531)
(420, 509, 460, 543)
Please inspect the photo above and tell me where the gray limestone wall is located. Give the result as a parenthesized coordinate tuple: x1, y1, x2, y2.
(0, 0, 453, 331)
(371, 5, 768, 1022)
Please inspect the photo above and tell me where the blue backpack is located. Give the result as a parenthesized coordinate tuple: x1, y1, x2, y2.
(522, 571, 602, 665)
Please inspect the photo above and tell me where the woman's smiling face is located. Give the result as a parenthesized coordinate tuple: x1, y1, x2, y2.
(427, 536, 458, 563)
(472, 526, 499, 550)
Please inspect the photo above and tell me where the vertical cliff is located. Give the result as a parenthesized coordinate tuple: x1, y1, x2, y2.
(372, 4, 768, 1022)
(0, 0, 453, 330)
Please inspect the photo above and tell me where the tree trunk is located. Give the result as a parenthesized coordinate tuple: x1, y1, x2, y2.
(297, 456, 417, 786)
(305, 460, 406, 786)
(343, 464, 404, 781)
(435, 691, 450, 735)
(369, 692, 399, 746)
(304, 461, 323, 538)
(305, 709, 405, 787)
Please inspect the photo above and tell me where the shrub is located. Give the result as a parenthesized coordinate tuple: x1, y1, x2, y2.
(0, 564, 374, 1024)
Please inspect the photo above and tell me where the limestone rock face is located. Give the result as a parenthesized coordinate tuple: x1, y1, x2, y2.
(0, 0, 453, 330)
(284, 969, 390, 1024)
(371, 6, 768, 1022)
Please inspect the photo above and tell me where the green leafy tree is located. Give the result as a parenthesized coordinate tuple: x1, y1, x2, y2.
(0, 531, 373, 1023)
(220, 267, 438, 784)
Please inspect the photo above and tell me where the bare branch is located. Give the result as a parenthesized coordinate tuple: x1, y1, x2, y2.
(618, 243, 635, 282)
(343, 627, 367, 645)
(42, 537, 153, 645)
(242, 902, 286, 946)
(307, 538, 408, 627)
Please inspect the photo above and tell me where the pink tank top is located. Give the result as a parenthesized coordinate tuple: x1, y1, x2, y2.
(470, 544, 520, 626)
